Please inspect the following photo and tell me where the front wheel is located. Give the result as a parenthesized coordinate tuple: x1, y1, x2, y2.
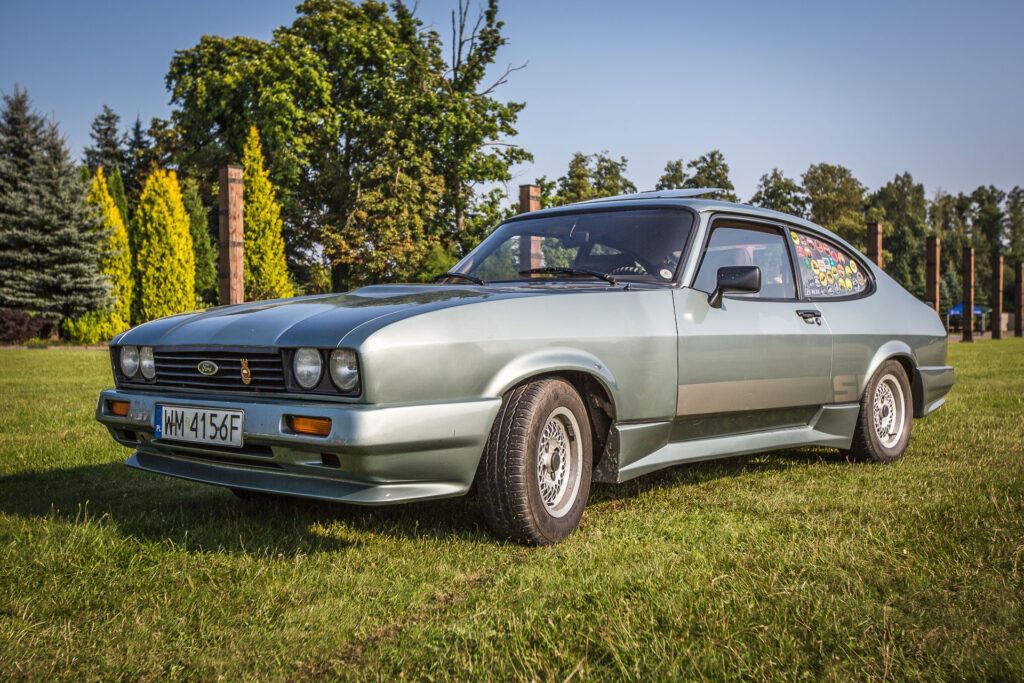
(850, 360, 913, 463)
(476, 378, 592, 545)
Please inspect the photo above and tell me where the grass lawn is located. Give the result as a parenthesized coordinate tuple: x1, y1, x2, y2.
(1, 340, 1022, 680)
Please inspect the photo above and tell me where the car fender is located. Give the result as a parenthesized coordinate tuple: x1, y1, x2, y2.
(862, 340, 917, 396)
(484, 346, 620, 405)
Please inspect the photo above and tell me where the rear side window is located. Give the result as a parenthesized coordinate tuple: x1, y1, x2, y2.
(788, 229, 869, 298)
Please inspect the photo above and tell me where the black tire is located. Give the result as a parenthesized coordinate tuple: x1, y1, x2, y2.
(476, 378, 593, 545)
(850, 360, 913, 463)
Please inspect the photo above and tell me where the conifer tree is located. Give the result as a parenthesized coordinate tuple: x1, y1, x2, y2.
(0, 87, 107, 321)
(181, 178, 218, 304)
(63, 168, 133, 342)
(131, 169, 194, 321)
(83, 105, 127, 174)
(125, 116, 151, 213)
(242, 126, 293, 300)
(107, 164, 129, 228)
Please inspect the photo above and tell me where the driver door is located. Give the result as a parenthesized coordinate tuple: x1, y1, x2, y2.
(671, 218, 833, 440)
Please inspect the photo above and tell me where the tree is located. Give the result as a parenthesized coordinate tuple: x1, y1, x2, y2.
(83, 105, 127, 175)
(682, 150, 739, 202)
(750, 168, 806, 217)
(969, 185, 1006, 309)
(0, 87, 107, 321)
(655, 159, 687, 190)
(1006, 186, 1024, 266)
(435, 0, 531, 255)
(242, 127, 294, 300)
(124, 115, 151, 214)
(801, 163, 867, 249)
(131, 170, 194, 322)
(107, 164, 129, 228)
(181, 178, 218, 305)
(63, 168, 132, 342)
(165, 0, 529, 290)
(928, 190, 972, 310)
(870, 173, 928, 296)
(554, 152, 636, 205)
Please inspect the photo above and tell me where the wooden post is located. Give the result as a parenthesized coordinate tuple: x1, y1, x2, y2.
(866, 222, 883, 268)
(991, 254, 1003, 340)
(926, 235, 940, 314)
(518, 184, 542, 273)
(219, 165, 244, 305)
(962, 246, 974, 343)
(1016, 261, 1024, 337)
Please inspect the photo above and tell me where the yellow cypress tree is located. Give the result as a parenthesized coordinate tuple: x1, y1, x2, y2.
(62, 167, 133, 342)
(132, 169, 195, 321)
(242, 126, 293, 300)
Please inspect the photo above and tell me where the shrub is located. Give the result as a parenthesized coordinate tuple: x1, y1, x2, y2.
(0, 309, 52, 344)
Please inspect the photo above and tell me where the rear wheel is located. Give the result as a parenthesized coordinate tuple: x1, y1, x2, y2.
(476, 378, 592, 545)
(850, 360, 913, 463)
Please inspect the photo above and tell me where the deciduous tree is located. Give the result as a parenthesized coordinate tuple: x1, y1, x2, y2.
(750, 168, 806, 217)
(802, 163, 867, 249)
(870, 172, 928, 296)
(682, 150, 739, 202)
(555, 152, 636, 205)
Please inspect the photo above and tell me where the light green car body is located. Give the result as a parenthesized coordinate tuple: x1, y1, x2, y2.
(96, 196, 954, 503)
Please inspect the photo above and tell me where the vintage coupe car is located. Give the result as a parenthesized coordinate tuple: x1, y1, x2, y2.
(96, 189, 954, 544)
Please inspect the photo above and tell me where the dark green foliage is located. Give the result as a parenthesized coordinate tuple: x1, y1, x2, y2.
(655, 159, 687, 190)
(181, 178, 218, 305)
(1006, 187, 1024, 267)
(0, 87, 107, 321)
(681, 150, 739, 202)
(83, 105, 127, 175)
(870, 173, 929, 297)
(750, 168, 806, 217)
(124, 116, 151, 215)
(554, 152, 636, 205)
(801, 163, 867, 249)
(165, 0, 528, 291)
(106, 165, 129, 229)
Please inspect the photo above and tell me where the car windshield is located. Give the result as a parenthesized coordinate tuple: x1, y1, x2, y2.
(448, 208, 695, 284)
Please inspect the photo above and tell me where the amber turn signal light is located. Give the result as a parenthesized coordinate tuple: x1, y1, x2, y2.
(288, 415, 332, 437)
(108, 400, 130, 417)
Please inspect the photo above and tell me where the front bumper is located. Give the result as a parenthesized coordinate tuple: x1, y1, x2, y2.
(96, 388, 502, 504)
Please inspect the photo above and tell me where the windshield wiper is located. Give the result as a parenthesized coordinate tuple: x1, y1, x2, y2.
(518, 267, 618, 286)
(433, 271, 486, 286)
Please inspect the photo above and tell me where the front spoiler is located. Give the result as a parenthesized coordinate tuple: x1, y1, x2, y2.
(97, 388, 502, 504)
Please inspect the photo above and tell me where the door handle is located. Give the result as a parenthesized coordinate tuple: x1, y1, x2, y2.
(796, 309, 823, 325)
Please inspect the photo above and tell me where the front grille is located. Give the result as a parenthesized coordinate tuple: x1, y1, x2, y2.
(151, 347, 286, 392)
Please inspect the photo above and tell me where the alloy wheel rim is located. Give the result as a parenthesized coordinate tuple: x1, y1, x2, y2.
(536, 407, 583, 518)
(873, 373, 905, 448)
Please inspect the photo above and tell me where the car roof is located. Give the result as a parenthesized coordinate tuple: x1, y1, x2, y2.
(506, 189, 855, 253)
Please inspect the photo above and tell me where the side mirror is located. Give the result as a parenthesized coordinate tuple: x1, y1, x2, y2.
(708, 265, 761, 308)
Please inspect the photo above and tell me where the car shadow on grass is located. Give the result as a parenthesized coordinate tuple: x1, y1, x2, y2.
(0, 448, 853, 551)
(0, 460, 490, 554)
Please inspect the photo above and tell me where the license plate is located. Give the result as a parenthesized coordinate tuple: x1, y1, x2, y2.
(155, 404, 244, 447)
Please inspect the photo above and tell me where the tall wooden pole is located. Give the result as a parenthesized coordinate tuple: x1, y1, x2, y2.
(926, 235, 940, 314)
(1016, 261, 1024, 337)
(991, 254, 1003, 340)
(219, 165, 244, 306)
(866, 222, 883, 268)
(518, 184, 541, 274)
(962, 246, 974, 343)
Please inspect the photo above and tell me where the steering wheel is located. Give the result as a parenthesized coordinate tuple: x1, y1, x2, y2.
(608, 263, 647, 276)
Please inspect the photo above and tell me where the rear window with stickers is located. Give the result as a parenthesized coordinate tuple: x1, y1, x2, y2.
(788, 229, 869, 298)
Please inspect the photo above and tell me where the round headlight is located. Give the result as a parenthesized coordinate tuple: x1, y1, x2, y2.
(293, 347, 322, 389)
(120, 345, 140, 378)
(139, 346, 155, 379)
(329, 349, 360, 393)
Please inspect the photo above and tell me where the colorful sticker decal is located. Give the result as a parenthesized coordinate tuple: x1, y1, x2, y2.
(850, 261, 858, 273)
(811, 260, 819, 273)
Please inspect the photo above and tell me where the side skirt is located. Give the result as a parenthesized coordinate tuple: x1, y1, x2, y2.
(614, 403, 860, 482)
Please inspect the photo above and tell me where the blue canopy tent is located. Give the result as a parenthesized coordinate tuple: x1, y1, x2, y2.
(946, 302, 986, 333)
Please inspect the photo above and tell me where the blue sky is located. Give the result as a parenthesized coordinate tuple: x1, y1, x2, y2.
(2, 0, 1022, 200)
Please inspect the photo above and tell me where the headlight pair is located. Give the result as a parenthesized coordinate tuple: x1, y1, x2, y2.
(119, 345, 154, 380)
(292, 347, 360, 394)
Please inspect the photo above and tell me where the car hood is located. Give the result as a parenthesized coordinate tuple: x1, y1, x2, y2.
(113, 284, 552, 348)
